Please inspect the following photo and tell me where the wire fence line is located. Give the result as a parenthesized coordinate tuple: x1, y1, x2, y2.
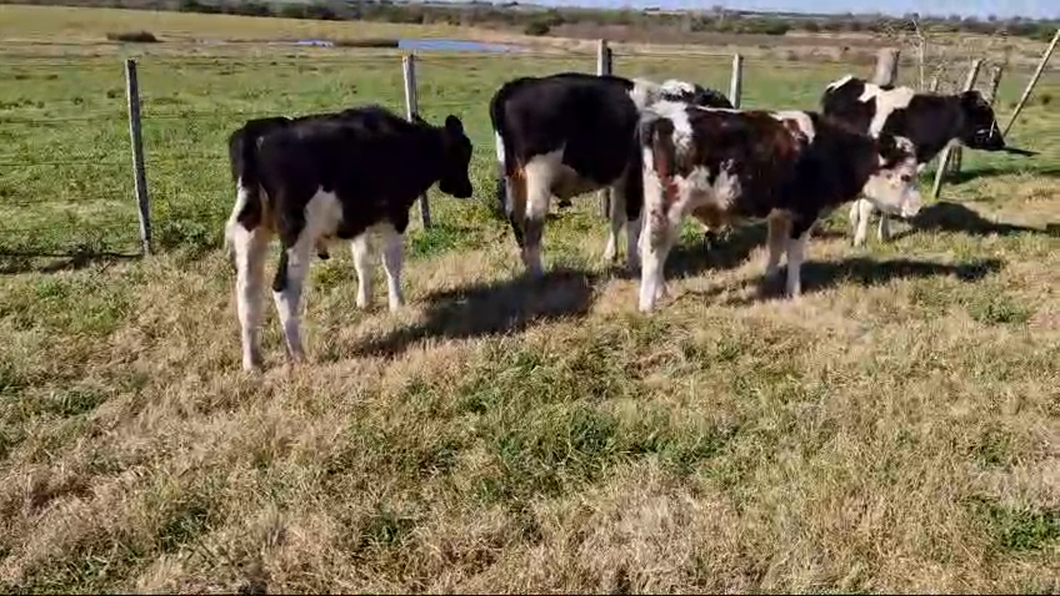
(3, 39, 1037, 260)
(0, 47, 600, 258)
(0, 47, 784, 257)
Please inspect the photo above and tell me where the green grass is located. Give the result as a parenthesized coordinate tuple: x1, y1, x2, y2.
(1, 4, 1059, 593)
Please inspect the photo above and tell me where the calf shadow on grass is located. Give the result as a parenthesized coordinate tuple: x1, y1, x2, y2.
(893, 201, 1060, 241)
(0, 250, 139, 275)
(797, 256, 1004, 292)
(663, 221, 848, 282)
(945, 164, 1060, 185)
(716, 256, 1005, 306)
(349, 267, 594, 358)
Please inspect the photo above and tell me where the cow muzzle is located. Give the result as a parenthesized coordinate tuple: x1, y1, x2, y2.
(901, 189, 923, 219)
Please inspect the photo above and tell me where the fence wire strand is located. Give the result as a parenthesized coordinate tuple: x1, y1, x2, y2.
(2, 45, 887, 257)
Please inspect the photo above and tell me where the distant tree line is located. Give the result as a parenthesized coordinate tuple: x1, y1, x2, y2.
(5, 0, 1056, 42)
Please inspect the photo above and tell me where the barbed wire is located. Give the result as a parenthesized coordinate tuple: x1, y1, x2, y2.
(1, 194, 132, 208)
(0, 219, 137, 235)
(0, 114, 125, 124)
(3, 50, 596, 67)
(0, 159, 129, 167)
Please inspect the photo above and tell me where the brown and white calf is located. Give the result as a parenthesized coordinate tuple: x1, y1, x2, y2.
(489, 72, 732, 277)
(224, 105, 473, 370)
(636, 101, 923, 312)
(821, 75, 1008, 246)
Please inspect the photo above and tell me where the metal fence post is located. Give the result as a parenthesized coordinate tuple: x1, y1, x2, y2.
(403, 54, 431, 230)
(729, 53, 743, 109)
(125, 58, 151, 255)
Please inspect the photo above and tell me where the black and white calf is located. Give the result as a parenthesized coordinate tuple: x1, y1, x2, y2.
(225, 105, 473, 370)
(821, 75, 1007, 246)
(636, 101, 923, 312)
(489, 72, 732, 277)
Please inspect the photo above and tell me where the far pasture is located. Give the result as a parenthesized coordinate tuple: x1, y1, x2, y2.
(0, 5, 1058, 593)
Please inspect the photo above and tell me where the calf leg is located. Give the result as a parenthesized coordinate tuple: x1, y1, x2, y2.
(603, 184, 623, 265)
(230, 222, 270, 371)
(272, 233, 314, 364)
(638, 201, 679, 313)
(504, 169, 529, 269)
(316, 238, 330, 260)
(625, 206, 642, 274)
(603, 175, 643, 273)
(521, 159, 554, 278)
(351, 233, 373, 309)
(381, 224, 405, 311)
(851, 198, 874, 247)
(784, 227, 813, 298)
(765, 212, 791, 279)
(878, 213, 892, 242)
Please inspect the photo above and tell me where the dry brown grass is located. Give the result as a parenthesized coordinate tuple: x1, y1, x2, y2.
(2, 183, 1059, 591)
(1, 5, 1058, 592)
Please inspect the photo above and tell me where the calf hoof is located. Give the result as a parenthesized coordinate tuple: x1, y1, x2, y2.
(241, 347, 263, 371)
(285, 351, 307, 369)
(524, 266, 544, 281)
(703, 230, 720, 249)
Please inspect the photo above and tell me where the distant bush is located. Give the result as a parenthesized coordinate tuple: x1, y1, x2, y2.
(106, 31, 160, 43)
(524, 20, 551, 36)
(224, 1, 272, 17)
(178, 0, 219, 13)
(752, 19, 791, 35)
(280, 2, 338, 20)
(1030, 25, 1058, 42)
(1041, 93, 1053, 106)
(333, 38, 399, 48)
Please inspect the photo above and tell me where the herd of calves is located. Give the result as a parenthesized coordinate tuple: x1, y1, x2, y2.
(223, 70, 1012, 371)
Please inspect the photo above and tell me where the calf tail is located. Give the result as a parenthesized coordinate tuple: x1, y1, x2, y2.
(623, 119, 646, 224)
(493, 130, 508, 219)
(488, 92, 511, 220)
(225, 119, 278, 259)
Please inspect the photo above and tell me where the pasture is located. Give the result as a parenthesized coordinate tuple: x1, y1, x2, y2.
(0, 4, 1058, 592)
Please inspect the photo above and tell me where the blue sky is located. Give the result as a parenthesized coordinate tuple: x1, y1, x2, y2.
(511, 0, 1060, 20)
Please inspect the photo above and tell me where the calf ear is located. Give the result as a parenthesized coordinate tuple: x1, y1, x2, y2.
(876, 132, 899, 167)
(445, 114, 464, 135)
(960, 90, 988, 108)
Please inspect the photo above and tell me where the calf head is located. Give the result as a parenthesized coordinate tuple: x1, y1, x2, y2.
(959, 90, 1005, 151)
(861, 133, 923, 219)
(660, 79, 734, 109)
(437, 114, 474, 199)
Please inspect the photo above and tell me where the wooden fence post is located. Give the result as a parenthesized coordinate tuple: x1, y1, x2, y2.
(872, 48, 900, 86)
(985, 64, 1004, 107)
(403, 54, 431, 229)
(597, 39, 613, 218)
(932, 58, 983, 199)
(729, 53, 743, 109)
(1002, 27, 1059, 137)
(124, 58, 151, 255)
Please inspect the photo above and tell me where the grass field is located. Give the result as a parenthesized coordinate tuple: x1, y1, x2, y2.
(1, 4, 1059, 593)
